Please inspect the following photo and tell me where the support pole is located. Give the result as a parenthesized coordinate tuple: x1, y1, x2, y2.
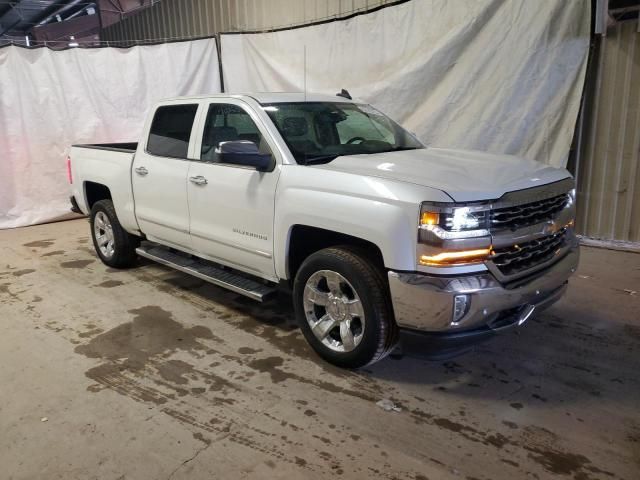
(215, 33, 225, 93)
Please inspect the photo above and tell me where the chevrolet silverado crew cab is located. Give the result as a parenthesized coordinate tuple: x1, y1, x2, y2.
(68, 92, 579, 368)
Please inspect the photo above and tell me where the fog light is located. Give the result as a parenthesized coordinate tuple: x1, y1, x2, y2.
(452, 295, 470, 325)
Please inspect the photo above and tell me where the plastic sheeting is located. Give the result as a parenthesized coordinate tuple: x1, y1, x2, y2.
(0, 39, 220, 229)
(1, 1, 591, 229)
(221, 0, 590, 169)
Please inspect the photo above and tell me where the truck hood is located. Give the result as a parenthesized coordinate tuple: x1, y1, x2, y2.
(312, 147, 572, 202)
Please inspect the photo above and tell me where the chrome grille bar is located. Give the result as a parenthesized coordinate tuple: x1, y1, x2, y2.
(490, 193, 569, 230)
(489, 229, 568, 277)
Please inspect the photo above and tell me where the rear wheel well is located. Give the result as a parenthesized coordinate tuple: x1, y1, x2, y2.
(85, 182, 112, 210)
(287, 225, 385, 281)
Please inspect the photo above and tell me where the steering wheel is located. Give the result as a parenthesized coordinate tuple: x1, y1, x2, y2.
(346, 136, 366, 144)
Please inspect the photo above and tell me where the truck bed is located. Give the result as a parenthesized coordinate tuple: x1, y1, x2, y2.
(72, 142, 138, 153)
(69, 143, 138, 228)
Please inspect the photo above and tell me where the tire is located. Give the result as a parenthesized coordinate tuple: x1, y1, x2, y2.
(293, 246, 398, 368)
(90, 199, 139, 268)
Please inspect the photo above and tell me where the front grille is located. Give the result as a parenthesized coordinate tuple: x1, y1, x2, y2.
(490, 193, 569, 230)
(489, 228, 567, 277)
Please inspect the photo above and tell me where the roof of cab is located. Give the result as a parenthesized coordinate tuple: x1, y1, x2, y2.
(161, 92, 356, 104)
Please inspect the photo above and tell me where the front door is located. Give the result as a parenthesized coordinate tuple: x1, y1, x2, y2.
(187, 100, 281, 280)
(132, 103, 199, 249)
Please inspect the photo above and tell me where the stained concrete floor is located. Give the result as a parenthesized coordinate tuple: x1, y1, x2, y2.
(0, 218, 639, 480)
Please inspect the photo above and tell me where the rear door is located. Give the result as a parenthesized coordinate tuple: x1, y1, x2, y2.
(187, 100, 281, 280)
(132, 102, 200, 249)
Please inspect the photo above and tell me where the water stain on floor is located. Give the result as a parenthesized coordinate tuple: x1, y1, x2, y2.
(62, 299, 628, 478)
(61, 259, 95, 269)
(76, 306, 216, 368)
(42, 250, 65, 257)
(23, 239, 54, 248)
(75, 306, 229, 404)
(52, 253, 636, 479)
(12, 269, 35, 277)
(68, 303, 394, 475)
(78, 328, 104, 338)
(96, 280, 123, 288)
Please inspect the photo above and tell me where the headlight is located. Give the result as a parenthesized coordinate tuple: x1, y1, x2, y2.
(418, 203, 492, 267)
(420, 208, 488, 232)
(420, 204, 489, 230)
(443, 207, 488, 231)
(419, 204, 490, 240)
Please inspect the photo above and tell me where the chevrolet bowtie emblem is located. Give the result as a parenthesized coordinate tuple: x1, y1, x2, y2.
(543, 221, 559, 235)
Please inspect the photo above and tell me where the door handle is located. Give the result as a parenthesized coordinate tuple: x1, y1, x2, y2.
(189, 175, 208, 186)
(135, 166, 148, 176)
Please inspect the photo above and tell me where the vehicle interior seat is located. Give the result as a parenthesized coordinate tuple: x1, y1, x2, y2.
(281, 116, 320, 154)
(202, 126, 239, 160)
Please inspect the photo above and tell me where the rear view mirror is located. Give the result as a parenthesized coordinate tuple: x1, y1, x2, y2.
(218, 140, 273, 172)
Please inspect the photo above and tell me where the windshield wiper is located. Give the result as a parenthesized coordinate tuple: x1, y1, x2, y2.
(301, 155, 340, 165)
(392, 146, 421, 152)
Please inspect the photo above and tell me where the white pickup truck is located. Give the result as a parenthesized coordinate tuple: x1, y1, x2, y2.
(68, 92, 579, 368)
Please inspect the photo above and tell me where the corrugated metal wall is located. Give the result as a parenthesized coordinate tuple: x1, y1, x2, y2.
(576, 21, 640, 243)
(101, 0, 398, 43)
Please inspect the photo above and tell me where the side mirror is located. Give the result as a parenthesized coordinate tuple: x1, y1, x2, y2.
(218, 140, 273, 172)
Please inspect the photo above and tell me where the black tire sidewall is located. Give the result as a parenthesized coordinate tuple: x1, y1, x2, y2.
(293, 248, 391, 368)
(90, 200, 136, 268)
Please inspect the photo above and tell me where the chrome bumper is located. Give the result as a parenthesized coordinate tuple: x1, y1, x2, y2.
(388, 242, 579, 333)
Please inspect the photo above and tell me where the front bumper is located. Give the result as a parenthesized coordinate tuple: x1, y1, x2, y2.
(388, 241, 579, 337)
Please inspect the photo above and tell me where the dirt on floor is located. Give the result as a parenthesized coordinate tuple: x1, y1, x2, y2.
(0, 219, 639, 480)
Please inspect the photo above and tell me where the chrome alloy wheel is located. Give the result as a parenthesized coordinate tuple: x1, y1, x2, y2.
(94, 211, 115, 259)
(303, 270, 365, 353)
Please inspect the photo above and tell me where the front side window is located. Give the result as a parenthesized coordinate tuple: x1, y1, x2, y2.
(147, 104, 198, 158)
(263, 102, 423, 164)
(201, 104, 270, 162)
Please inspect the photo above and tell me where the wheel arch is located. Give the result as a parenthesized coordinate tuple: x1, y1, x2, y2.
(285, 224, 386, 282)
(84, 181, 112, 210)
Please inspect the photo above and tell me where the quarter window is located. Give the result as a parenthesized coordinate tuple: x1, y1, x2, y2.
(147, 104, 198, 158)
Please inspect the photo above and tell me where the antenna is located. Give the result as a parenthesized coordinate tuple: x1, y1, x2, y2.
(336, 89, 352, 100)
(303, 45, 307, 101)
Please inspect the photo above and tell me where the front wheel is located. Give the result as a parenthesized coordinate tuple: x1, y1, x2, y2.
(293, 246, 398, 368)
(90, 199, 139, 268)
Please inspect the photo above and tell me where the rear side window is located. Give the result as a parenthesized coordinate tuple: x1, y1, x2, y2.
(147, 104, 198, 158)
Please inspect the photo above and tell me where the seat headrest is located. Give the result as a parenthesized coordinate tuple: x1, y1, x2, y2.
(211, 126, 239, 143)
(282, 117, 308, 137)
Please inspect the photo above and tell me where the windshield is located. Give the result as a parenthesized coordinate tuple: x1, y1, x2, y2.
(262, 102, 423, 164)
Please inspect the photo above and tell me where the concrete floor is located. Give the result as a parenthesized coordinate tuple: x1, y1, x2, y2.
(1, 219, 639, 480)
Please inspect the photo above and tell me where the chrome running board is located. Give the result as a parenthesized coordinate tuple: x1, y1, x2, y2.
(136, 244, 276, 302)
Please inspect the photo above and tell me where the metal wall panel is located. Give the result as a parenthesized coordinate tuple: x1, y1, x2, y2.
(101, 0, 396, 43)
(577, 21, 640, 243)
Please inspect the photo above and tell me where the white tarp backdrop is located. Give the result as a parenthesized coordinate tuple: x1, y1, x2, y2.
(1, 1, 590, 229)
(222, 0, 590, 168)
(0, 39, 220, 229)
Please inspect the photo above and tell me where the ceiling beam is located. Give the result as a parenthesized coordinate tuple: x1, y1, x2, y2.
(0, 1, 95, 37)
(0, 1, 26, 37)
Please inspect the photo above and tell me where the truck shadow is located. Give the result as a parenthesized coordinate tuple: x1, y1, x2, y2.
(366, 307, 640, 409)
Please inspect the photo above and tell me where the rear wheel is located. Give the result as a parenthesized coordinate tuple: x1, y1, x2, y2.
(90, 200, 139, 268)
(293, 246, 398, 368)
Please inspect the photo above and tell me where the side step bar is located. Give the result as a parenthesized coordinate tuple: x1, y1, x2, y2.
(136, 244, 277, 302)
